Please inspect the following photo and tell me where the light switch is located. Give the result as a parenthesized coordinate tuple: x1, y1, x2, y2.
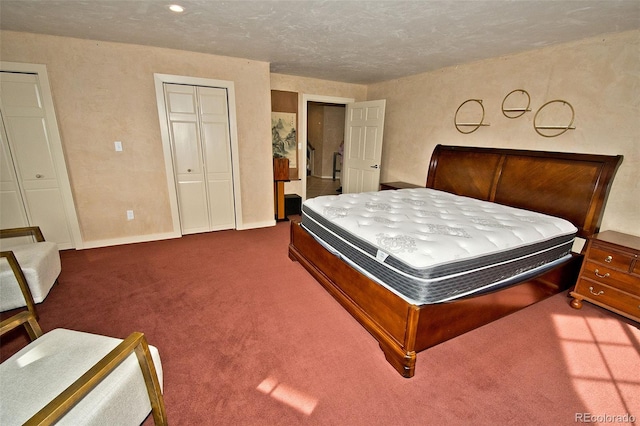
(115, 141, 123, 152)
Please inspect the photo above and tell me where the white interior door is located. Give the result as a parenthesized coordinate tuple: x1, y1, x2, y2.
(165, 83, 209, 234)
(342, 99, 386, 194)
(0, 116, 29, 229)
(199, 87, 235, 230)
(164, 83, 235, 234)
(0, 70, 78, 249)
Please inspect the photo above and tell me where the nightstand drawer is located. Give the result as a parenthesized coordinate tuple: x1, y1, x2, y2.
(575, 279, 640, 318)
(589, 245, 635, 271)
(582, 261, 639, 296)
(571, 231, 640, 322)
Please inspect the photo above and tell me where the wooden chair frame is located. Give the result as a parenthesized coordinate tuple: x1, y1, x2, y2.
(0, 251, 168, 425)
(1, 226, 50, 319)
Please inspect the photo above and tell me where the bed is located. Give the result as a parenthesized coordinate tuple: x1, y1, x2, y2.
(288, 144, 622, 378)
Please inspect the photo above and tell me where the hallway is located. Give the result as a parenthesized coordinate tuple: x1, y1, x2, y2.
(306, 176, 341, 199)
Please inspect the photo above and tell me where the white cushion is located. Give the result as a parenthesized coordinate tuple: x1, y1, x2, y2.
(0, 329, 163, 426)
(0, 242, 61, 311)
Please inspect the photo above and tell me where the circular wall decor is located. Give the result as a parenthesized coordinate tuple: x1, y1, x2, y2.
(454, 99, 489, 134)
(533, 100, 575, 137)
(501, 89, 531, 119)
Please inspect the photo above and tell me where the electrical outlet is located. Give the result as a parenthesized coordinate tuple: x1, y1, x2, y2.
(126, 210, 134, 220)
(115, 141, 123, 152)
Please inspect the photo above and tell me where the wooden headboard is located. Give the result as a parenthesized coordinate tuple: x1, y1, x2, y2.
(426, 145, 623, 239)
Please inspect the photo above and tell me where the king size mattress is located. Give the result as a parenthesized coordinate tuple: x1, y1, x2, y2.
(301, 188, 578, 305)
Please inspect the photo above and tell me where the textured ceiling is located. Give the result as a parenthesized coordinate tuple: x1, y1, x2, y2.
(1, 0, 638, 84)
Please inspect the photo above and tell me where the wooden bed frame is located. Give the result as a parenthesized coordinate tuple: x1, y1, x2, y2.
(289, 144, 623, 378)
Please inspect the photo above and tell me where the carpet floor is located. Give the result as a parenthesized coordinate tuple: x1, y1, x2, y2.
(2, 221, 638, 425)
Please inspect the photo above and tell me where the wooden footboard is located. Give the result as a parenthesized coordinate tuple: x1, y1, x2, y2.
(289, 221, 418, 376)
(290, 220, 583, 377)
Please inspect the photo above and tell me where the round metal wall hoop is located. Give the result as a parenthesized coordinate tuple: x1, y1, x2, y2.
(533, 100, 575, 137)
(501, 89, 531, 119)
(454, 99, 488, 134)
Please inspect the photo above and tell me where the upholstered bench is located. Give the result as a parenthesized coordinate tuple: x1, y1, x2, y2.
(0, 240, 61, 312)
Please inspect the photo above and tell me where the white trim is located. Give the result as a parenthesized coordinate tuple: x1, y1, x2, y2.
(153, 73, 244, 235)
(81, 232, 180, 249)
(0, 61, 84, 249)
(300, 94, 354, 202)
(80, 219, 277, 247)
(235, 219, 277, 230)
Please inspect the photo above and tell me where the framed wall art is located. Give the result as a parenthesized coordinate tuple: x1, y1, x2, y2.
(271, 90, 299, 180)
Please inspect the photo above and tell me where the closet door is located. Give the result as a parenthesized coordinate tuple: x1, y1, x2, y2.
(164, 84, 235, 234)
(199, 87, 235, 230)
(0, 117, 29, 229)
(0, 72, 74, 248)
(165, 84, 209, 234)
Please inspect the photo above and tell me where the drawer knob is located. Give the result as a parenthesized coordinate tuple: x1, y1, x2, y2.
(594, 269, 609, 279)
(604, 255, 612, 263)
(589, 286, 604, 296)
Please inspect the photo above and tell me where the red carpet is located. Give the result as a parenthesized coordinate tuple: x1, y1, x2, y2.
(2, 221, 639, 425)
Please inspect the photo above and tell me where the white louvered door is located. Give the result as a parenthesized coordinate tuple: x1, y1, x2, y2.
(0, 71, 78, 249)
(164, 83, 235, 234)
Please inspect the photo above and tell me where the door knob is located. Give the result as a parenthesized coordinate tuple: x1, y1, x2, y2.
(187, 169, 192, 173)
(35, 174, 43, 178)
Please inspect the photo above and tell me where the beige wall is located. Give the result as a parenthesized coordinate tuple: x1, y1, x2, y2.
(321, 105, 346, 178)
(2, 29, 637, 246)
(1, 31, 274, 245)
(307, 103, 346, 178)
(369, 30, 639, 236)
(270, 73, 367, 102)
(270, 73, 366, 196)
(307, 103, 324, 176)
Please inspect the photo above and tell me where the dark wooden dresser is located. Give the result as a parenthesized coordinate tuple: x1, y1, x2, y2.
(379, 181, 422, 191)
(570, 231, 640, 322)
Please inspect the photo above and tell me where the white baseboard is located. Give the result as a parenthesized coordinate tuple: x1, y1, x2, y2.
(78, 220, 279, 249)
(79, 231, 181, 249)
(236, 219, 277, 230)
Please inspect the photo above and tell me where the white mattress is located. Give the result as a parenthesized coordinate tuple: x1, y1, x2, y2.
(301, 188, 577, 305)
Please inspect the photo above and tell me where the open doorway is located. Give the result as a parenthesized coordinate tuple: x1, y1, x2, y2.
(300, 94, 354, 202)
(299, 96, 386, 201)
(305, 102, 346, 199)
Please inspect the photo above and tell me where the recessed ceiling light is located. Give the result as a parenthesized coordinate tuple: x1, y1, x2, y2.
(169, 4, 184, 13)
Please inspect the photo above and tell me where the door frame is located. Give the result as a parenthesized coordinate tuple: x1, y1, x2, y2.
(300, 94, 354, 201)
(154, 73, 243, 234)
(0, 61, 83, 249)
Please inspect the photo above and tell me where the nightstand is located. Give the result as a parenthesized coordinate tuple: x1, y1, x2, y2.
(379, 181, 422, 191)
(570, 231, 640, 322)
